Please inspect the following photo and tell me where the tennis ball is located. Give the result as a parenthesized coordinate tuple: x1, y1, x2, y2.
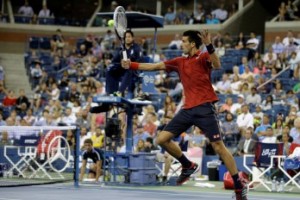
(107, 19, 114, 27)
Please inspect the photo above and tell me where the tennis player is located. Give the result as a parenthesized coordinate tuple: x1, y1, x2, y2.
(121, 30, 247, 200)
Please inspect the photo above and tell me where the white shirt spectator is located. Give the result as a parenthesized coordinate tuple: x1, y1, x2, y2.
(246, 93, 262, 105)
(18, 4, 34, 17)
(51, 88, 60, 101)
(38, 7, 51, 18)
(261, 136, 277, 143)
(246, 38, 259, 50)
(237, 112, 254, 129)
(211, 8, 228, 21)
(283, 36, 295, 46)
(61, 114, 76, 125)
(272, 42, 285, 54)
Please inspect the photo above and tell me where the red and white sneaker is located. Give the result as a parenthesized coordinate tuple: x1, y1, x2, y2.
(176, 163, 200, 186)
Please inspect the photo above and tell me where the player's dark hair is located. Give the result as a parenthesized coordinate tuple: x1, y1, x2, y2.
(183, 30, 202, 49)
(84, 138, 93, 145)
(124, 30, 134, 38)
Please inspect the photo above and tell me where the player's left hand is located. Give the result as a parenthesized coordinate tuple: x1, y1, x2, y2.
(198, 29, 211, 45)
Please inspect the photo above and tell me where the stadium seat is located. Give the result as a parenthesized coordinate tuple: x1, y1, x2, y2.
(39, 37, 51, 50)
(14, 16, 31, 24)
(38, 17, 55, 25)
(29, 37, 39, 49)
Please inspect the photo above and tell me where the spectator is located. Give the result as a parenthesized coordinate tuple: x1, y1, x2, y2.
(246, 32, 260, 60)
(190, 3, 205, 24)
(254, 114, 272, 141)
(16, 89, 30, 110)
(0, 131, 12, 146)
(286, 0, 299, 20)
(290, 117, 300, 144)
(61, 107, 76, 125)
(272, 118, 285, 137)
(164, 6, 176, 25)
(206, 14, 220, 24)
(133, 124, 150, 146)
(168, 34, 182, 50)
(230, 94, 244, 115)
(261, 127, 277, 143)
(18, 0, 34, 17)
(222, 112, 239, 136)
(215, 41, 225, 57)
(272, 36, 285, 55)
(252, 105, 264, 127)
(228, 3, 238, 18)
(282, 30, 295, 46)
(3, 90, 17, 107)
(223, 32, 233, 48)
(176, 7, 188, 24)
(283, 38, 297, 57)
(234, 128, 256, 156)
(135, 139, 146, 152)
(216, 74, 231, 94)
(230, 73, 242, 94)
(219, 97, 233, 113)
(277, 126, 293, 143)
(30, 14, 38, 25)
(235, 32, 246, 49)
(253, 59, 266, 75)
(110, 1, 118, 12)
(144, 137, 159, 152)
(23, 108, 35, 125)
(261, 96, 273, 111)
(245, 87, 261, 105)
(211, 3, 228, 23)
(278, 2, 287, 21)
(38, 4, 51, 18)
(263, 47, 277, 68)
(91, 127, 104, 149)
(240, 66, 254, 81)
(236, 104, 254, 130)
(51, 29, 65, 52)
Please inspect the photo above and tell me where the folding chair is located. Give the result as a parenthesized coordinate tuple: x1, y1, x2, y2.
(279, 143, 300, 189)
(243, 142, 284, 191)
(4, 135, 40, 178)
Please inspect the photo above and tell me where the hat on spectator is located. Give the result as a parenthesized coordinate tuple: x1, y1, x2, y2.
(137, 124, 143, 128)
(238, 94, 244, 99)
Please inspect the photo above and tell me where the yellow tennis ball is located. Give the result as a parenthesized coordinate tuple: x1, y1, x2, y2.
(108, 19, 114, 27)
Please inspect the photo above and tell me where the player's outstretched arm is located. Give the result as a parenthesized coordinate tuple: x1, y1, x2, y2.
(121, 59, 166, 71)
(198, 30, 221, 69)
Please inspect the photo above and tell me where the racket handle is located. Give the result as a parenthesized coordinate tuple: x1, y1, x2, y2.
(122, 50, 128, 60)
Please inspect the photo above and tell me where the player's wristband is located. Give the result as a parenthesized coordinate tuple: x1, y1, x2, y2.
(129, 62, 139, 70)
(206, 43, 215, 54)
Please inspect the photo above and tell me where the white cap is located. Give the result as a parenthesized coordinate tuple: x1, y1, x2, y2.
(238, 94, 244, 99)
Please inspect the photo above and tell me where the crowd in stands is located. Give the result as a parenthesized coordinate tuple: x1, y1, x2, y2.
(0, 15, 300, 178)
(277, 0, 300, 21)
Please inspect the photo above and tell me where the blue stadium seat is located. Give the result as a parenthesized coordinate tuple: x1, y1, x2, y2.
(14, 16, 31, 24)
(39, 37, 51, 50)
(29, 37, 39, 49)
(38, 17, 55, 25)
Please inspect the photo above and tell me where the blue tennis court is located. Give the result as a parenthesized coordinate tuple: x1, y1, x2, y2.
(0, 182, 299, 200)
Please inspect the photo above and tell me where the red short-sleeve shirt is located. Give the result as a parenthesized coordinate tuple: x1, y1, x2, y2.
(164, 50, 218, 109)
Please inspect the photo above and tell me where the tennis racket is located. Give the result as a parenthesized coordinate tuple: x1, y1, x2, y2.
(113, 6, 128, 60)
